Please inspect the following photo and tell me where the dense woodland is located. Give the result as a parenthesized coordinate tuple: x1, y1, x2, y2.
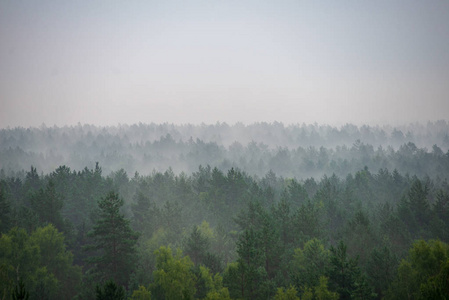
(1, 122, 449, 299)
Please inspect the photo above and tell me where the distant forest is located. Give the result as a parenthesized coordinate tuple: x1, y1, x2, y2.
(1, 122, 449, 299)
(1, 121, 449, 178)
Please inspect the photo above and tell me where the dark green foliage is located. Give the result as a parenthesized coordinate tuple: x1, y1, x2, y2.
(131, 192, 155, 234)
(0, 225, 81, 300)
(419, 258, 449, 299)
(343, 210, 378, 268)
(85, 191, 139, 287)
(1, 154, 449, 299)
(293, 199, 324, 245)
(328, 241, 375, 300)
(12, 280, 29, 300)
(30, 180, 65, 232)
(96, 280, 125, 300)
(30, 225, 82, 299)
(185, 225, 224, 273)
(432, 190, 449, 242)
(24, 166, 40, 193)
(291, 238, 330, 291)
(408, 179, 429, 211)
(0, 187, 11, 233)
(273, 197, 294, 248)
(235, 200, 283, 287)
(211, 225, 235, 267)
(160, 201, 184, 242)
(366, 246, 398, 298)
(328, 241, 358, 299)
(400, 179, 431, 237)
(386, 240, 449, 300)
(286, 179, 310, 207)
(184, 226, 213, 268)
(226, 228, 269, 299)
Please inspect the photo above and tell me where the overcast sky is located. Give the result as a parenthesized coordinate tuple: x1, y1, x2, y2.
(1, 0, 448, 128)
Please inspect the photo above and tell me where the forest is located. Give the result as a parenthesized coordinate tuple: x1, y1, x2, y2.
(1, 122, 449, 299)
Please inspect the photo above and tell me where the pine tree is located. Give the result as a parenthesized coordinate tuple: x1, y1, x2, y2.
(184, 225, 210, 266)
(328, 241, 375, 300)
(30, 180, 65, 232)
(408, 179, 430, 229)
(86, 191, 139, 287)
(0, 187, 11, 233)
(236, 228, 268, 299)
(96, 280, 125, 300)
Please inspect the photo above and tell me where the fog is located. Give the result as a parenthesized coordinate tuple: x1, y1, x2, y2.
(3, 2, 449, 298)
(1, 1, 449, 128)
(1, 122, 448, 181)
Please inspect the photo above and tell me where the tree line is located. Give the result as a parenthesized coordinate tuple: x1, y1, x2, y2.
(1, 122, 449, 178)
(1, 162, 449, 299)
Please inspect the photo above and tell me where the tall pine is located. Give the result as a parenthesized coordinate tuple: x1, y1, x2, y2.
(86, 191, 139, 287)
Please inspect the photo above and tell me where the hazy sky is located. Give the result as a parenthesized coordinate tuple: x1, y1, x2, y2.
(1, 1, 448, 128)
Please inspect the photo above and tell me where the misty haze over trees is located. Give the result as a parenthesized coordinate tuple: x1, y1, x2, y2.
(2, 0, 449, 298)
(1, 121, 449, 178)
(1, 121, 449, 299)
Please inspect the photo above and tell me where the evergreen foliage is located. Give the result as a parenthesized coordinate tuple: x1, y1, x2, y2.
(96, 280, 125, 300)
(0, 153, 449, 299)
(85, 191, 139, 287)
(11, 280, 29, 300)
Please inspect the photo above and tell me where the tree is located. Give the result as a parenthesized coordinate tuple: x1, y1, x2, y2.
(193, 265, 230, 300)
(366, 245, 397, 298)
(86, 191, 139, 287)
(160, 201, 184, 243)
(184, 225, 211, 266)
(432, 190, 449, 242)
(0, 225, 80, 300)
(151, 246, 196, 300)
(131, 192, 158, 235)
(420, 258, 449, 299)
(273, 196, 294, 249)
(408, 179, 430, 224)
(327, 241, 374, 300)
(291, 238, 330, 290)
(30, 180, 65, 232)
(293, 200, 323, 244)
(398, 179, 431, 238)
(0, 187, 11, 233)
(129, 285, 152, 300)
(24, 166, 40, 193)
(286, 179, 310, 208)
(386, 239, 449, 300)
(95, 280, 125, 300)
(314, 276, 339, 300)
(224, 228, 268, 299)
(274, 286, 300, 300)
(343, 210, 378, 267)
(235, 200, 282, 285)
(12, 280, 29, 300)
(29, 224, 82, 299)
(0, 227, 55, 298)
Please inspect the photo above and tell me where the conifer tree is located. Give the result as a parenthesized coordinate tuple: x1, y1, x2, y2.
(30, 180, 65, 232)
(0, 187, 11, 233)
(86, 191, 139, 287)
(96, 280, 125, 300)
